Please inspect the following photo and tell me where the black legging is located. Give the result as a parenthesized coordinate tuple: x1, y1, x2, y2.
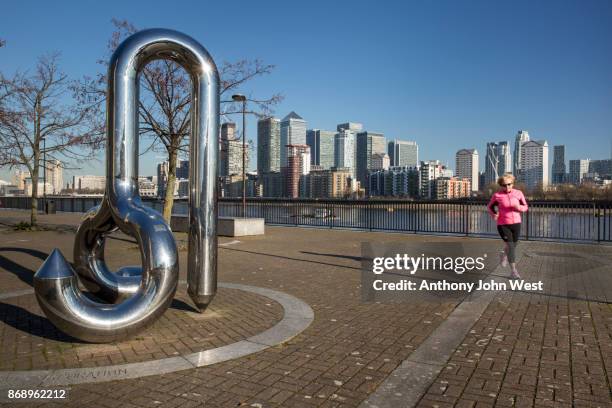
(497, 223, 521, 263)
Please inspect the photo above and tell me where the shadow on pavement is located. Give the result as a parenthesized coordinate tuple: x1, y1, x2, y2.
(300, 251, 363, 262)
(0, 247, 49, 261)
(221, 247, 361, 270)
(0, 301, 77, 342)
(0, 247, 50, 286)
(0, 298, 201, 343)
(0, 257, 35, 286)
(170, 298, 199, 313)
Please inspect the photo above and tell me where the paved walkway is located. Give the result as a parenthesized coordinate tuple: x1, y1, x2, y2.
(0, 210, 611, 407)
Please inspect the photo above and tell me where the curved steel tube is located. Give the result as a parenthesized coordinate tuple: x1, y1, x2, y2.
(33, 29, 220, 343)
(73, 204, 142, 302)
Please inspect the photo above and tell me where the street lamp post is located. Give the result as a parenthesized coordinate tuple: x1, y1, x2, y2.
(232, 94, 247, 218)
(43, 137, 46, 213)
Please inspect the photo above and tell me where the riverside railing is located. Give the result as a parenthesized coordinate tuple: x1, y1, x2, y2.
(1, 196, 610, 243)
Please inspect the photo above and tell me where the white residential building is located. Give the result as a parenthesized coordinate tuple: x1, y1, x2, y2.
(419, 160, 451, 198)
(455, 149, 479, 192)
(45, 160, 63, 194)
(138, 176, 158, 197)
(24, 179, 53, 197)
(72, 175, 106, 192)
(0, 180, 19, 196)
(520, 140, 549, 189)
(12, 169, 28, 190)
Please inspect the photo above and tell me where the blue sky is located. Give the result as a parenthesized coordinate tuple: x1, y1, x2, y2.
(1, 0, 611, 183)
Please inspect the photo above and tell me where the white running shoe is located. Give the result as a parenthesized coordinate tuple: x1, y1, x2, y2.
(499, 251, 508, 267)
(511, 269, 521, 279)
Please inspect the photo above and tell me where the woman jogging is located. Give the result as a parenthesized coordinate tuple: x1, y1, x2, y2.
(487, 173, 528, 278)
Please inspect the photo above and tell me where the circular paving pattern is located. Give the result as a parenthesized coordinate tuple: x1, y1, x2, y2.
(0, 283, 314, 386)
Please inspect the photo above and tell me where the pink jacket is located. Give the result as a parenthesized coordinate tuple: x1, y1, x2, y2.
(487, 189, 528, 225)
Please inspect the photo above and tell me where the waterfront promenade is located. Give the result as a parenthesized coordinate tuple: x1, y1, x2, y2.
(0, 210, 611, 407)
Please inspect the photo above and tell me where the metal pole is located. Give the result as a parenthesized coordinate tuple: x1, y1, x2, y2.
(43, 138, 46, 213)
(596, 202, 600, 243)
(242, 99, 246, 218)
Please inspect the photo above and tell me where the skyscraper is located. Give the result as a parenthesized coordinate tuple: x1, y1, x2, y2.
(371, 153, 390, 171)
(45, 159, 63, 194)
(588, 159, 612, 178)
(280, 112, 307, 167)
(552, 145, 566, 184)
(456, 149, 479, 192)
(176, 160, 189, 179)
(225, 140, 246, 177)
(387, 140, 418, 168)
(221, 122, 236, 141)
(284, 144, 310, 198)
(334, 129, 355, 177)
(220, 122, 248, 177)
(12, 169, 28, 190)
(157, 161, 169, 197)
(569, 159, 590, 184)
(257, 117, 281, 174)
(513, 130, 530, 179)
(337, 122, 363, 133)
(306, 129, 336, 169)
(261, 172, 283, 198)
(157, 160, 189, 197)
(520, 140, 549, 189)
(484, 141, 511, 186)
(356, 131, 386, 188)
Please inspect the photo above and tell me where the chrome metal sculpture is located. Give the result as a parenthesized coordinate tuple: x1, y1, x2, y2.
(33, 29, 219, 343)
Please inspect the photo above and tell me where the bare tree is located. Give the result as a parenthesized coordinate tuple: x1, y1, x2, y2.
(77, 19, 283, 222)
(0, 72, 9, 124)
(0, 39, 8, 122)
(0, 54, 100, 226)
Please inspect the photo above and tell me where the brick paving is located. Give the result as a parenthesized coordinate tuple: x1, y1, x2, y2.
(0, 210, 611, 407)
(0, 286, 283, 370)
(418, 243, 612, 408)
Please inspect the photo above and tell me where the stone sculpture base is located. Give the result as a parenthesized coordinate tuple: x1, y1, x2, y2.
(171, 215, 265, 237)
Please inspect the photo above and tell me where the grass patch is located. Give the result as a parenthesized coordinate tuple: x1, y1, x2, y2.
(9, 221, 52, 232)
(12, 221, 34, 231)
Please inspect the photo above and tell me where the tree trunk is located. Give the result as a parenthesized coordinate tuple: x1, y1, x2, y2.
(162, 148, 178, 224)
(30, 166, 39, 226)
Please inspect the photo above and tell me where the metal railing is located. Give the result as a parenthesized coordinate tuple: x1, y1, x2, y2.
(1, 196, 610, 243)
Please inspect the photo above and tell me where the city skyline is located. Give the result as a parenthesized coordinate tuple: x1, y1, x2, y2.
(2, 102, 610, 182)
(1, 1, 610, 183)
(3, 126, 611, 199)
(2, 118, 610, 185)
